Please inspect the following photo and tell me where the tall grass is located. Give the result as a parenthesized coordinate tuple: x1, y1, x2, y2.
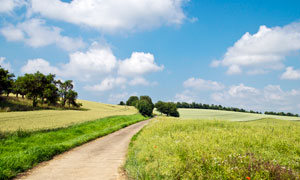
(125, 117, 300, 179)
(0, 114, 147, 180)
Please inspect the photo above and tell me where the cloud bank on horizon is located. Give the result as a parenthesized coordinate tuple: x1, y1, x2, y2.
(0, 0, 300, 113)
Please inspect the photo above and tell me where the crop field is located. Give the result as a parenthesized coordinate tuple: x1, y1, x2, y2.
(178, 108, 300, 121)
(125, 117, 300, 179)
(0, 100, 137, 131)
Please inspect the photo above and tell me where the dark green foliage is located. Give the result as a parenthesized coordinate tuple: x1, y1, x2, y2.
(265, 111, 299, 117)
(126, 96, 139, 106)
(155, 101, 180, 117)
(0, 66, 14, 95)
(119, 101, 125, 105)
(140, 95, 154, 109)
(136, 99, 153, 117)
(0, 114, 148, 180)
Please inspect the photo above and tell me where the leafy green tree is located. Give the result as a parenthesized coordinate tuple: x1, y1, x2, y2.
(126, 96, 139, 106)
(136, 99, 153, 117)
(140, 95, 154, 109)
(155, 101, 180, 117)
(13, 76, 27, 98)
(57, 80, 80, 108)
(119, 101, 125, 105)
(57, 80, 74, 107)
(66, 90, 80, 107)
(22, 72, 46, 107)
(0, 66, 15, 96)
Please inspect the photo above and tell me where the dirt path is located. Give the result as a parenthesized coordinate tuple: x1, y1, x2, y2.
(15, 120, 150, 180)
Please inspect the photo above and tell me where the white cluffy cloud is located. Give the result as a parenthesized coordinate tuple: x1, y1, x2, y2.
(0, 57, 12, 71)
(211, 84, 300, 113)
(21, 44, 163, 91)
(281, 67, 300, 80)
(84, 77, 127, 92)
(212, 22, 300, 75)
(0, 19, 85, 51)
(183, 77, 224, 91)
(30, 0, 187, 32)
(118, 52, 164, 77)
(0, 0, 26, 13)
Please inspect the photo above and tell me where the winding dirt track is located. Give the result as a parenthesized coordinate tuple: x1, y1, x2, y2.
(15, 120, 150, 180)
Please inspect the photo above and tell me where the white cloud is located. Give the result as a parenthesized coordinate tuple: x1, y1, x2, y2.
(21, 58, 60, 75)
(211, 84, 300, 113)
(0, 57, 12, 71)
(0, 0, 26, 13)
(174, 90, 196, 103)
(30, 0, 187, 32)
(84, 77, 127, 92)
(0, 19, 85, 51)
(64, 46, 118, 80)
(281, 66, 300, 80)
(183, 77, 225, 91)
(213, 22, 300, 75)
(129, 77, 153, 86)
(118, 52, 164, 77)
(21, 44, 164, 91)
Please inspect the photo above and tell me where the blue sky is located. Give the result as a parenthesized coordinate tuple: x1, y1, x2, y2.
(1, 0, 300, 113)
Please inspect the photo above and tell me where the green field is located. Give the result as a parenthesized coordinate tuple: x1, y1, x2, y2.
(125, 117, 300, 179)
(0, 100, 137, 131)
(0, 114, 147, 180)
(178, 108, 300, 121)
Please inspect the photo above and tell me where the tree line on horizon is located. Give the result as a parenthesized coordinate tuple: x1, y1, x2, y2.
(176, 101, 299, 117)
(0, 66, 81, 108)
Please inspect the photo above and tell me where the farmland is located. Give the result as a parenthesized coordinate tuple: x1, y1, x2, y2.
(178, 108, 300, 121)
(0, 114, 147, 179)
(0, 100, 137, 131)
(125, 117, 300, 179)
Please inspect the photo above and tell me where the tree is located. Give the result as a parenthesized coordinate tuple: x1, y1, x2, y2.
(140, 95, 154, 109)
(13, 76, 27, 98)
(57, 80, 80, 108)
(0, 66, 15, 95)
(155, 101, 180, 117)
(126, 96, 139, 106)
(136, 99, 153, 117)
(66, 90, 80, 107)
(22, 72, 46, 107)
(119, 101, 125, 105)
(57, 80, 74, 107)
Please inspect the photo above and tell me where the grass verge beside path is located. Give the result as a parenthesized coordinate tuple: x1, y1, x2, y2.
(0, 114, 147, 180)
(125, 117, 300, 180)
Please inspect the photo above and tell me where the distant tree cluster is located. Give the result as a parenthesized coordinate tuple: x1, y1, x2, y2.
(155, 101, 180, 117)
(0, 66, 81, 108)
(176, 102, 262, 114)
(123, 96, 154, 117)
(265, 111, 299, 117)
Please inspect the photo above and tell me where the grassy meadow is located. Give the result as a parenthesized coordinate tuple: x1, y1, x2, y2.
(179, 108, 300, 121)
(125, 117, 300, 179)
(0, 114, 147, 180)
(0, 99, 137, 131)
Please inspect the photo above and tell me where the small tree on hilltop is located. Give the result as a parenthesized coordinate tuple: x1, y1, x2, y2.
(155, 101, 180, 117)
(136, 99, 153, 117)
(126, 96, 139, 106)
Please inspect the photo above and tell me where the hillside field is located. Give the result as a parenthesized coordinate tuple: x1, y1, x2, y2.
(178, 108, 300, 121)
(0, 100, 137, 131)
(125, 117, 300, 179)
